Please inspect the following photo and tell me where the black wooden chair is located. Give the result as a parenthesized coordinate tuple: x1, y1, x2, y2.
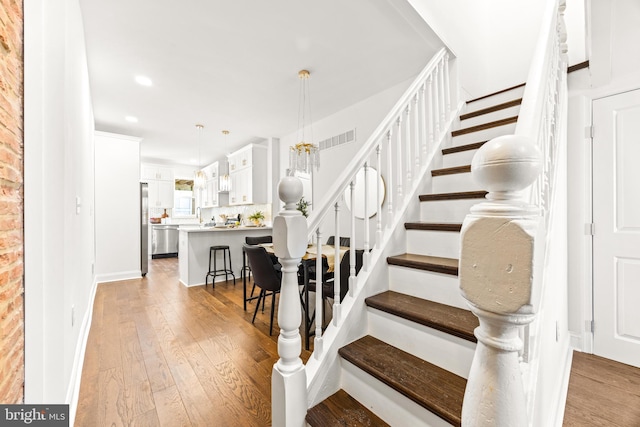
(242, 235, 275, 310)
(243, 244, 282, 336)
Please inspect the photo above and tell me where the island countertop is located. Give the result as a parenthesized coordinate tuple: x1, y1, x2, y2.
(178, 225, 273, 287)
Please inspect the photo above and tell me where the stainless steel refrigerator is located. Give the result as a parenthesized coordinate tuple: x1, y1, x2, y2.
(140, 182, 149, 276)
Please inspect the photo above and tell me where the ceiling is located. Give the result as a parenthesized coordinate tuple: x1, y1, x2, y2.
(79, 0, 442, 167)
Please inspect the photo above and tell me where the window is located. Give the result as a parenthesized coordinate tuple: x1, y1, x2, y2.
(174, 179, 195, 216)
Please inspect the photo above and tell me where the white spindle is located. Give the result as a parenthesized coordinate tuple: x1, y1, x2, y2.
(395, 117, 403, 203)
(375, 143, 382, 248)
(438, 60, 446, 130)
(349, 180, 356, 297)
(314, 228, 323, 358)
(460, 135, 543, 427)
(427, 76, 435, 148)
(333, 202, 341, 326)
(420, 85, 428, 159)
(386, 130, 394, 228)
(413, 93, 421, 172)
(271, 176, 307, 427)
(433, 69, 441, 138)
(404, 105, 412, 185)
(363, 162, 370, 270)
(444, 53, 451, 120)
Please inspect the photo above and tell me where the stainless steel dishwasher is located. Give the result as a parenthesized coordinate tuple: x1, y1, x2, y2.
(151, 224, 179, 258)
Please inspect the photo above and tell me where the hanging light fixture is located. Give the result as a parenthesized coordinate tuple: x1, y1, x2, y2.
(289, 69, 319, 174)
(219, 130, 231, 192)
(194, 124, 206, 190)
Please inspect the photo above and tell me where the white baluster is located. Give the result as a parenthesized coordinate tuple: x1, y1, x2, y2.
(414, 93, 421, 172)
(438, 60, 446, 130)
(432, 70, 441, 139)
(375, 143, 382, 248)
(396, 116, 403, 203)
(427, 75, 435, 149)
(460, 135, 543, 427)
(420, 84, 428, 159)
(444, 53, 451, 120)
(386, 130, 394, 228)
(363, 162, 370, 270)
(272, 175, 308, 427)
(333, 202, 341, 326)
(314, 228, 323, 358)
(349, 180, 357, 297)
(404, 105, 412, 186)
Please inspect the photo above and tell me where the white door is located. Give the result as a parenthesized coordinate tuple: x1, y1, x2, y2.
(593, 89, 640, 368)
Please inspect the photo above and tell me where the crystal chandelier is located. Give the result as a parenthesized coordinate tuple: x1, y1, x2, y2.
(219, 130, 231, 192)
(194, 124, 206, 190)
(289, 69, 319, 174)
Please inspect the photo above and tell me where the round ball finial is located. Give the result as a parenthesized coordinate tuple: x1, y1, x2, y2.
(278, 176, 304, 206)
(472, 135, 542, 193)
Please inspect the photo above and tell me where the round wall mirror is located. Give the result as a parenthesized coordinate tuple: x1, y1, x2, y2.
(344, 167, 385, 219)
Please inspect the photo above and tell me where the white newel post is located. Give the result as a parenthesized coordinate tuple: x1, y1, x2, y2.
(272, 176, 308, 427)
(460, 135, 543, 427)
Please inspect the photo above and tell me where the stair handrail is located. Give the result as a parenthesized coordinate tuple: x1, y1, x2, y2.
(272, 46, 460, 426)
(306, 47, 449, 237)
(459, 0, 568, 425)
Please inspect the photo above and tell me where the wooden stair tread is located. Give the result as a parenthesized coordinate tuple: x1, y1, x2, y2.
(460, 98, 522, 121)
(419, 190, 487, 202)
(387, 253, 458, 276)
(339, 335, 466, 426)
(452, 116, 518, 137)
(306, 389, 390, 427)
(366, 291, 478, 342)
(432, 164, 471, 176)
(466, 82, 525, 104)
(404, 222, 462, 232)
(442, 140, 488, 155)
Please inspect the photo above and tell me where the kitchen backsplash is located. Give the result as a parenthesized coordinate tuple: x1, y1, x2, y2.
(150, 204, 272, 225)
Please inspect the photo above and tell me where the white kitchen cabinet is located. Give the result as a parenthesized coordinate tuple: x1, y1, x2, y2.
(148, 180, 174, 208)
(141, 165, 174, 181)
(227, 144, 268, 205)
(197, 161, 220, 208)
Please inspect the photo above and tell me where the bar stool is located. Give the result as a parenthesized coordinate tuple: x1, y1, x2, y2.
(205, 245, 235, 287)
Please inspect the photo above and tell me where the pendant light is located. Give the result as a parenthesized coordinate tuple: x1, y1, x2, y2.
(289, 69, 320, 174)
(219, 130, 231, 192)
(194, 124, 206, 190)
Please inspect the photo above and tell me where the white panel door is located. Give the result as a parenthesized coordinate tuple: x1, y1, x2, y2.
(593, 89, 640, 368)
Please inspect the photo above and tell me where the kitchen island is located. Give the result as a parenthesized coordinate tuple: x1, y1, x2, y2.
(178, 225, 273, 287)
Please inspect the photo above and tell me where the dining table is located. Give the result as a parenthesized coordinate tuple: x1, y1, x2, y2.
(260, 243, 350, 349)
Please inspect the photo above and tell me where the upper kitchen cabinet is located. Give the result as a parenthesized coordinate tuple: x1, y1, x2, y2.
(141, 165, 174, 181)
(199, 161, 219, 208)
(228, 144, 268, 205)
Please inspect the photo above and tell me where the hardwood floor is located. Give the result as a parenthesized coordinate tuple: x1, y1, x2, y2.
(75, 257, 312, 426)
(563, 351, 640, 426)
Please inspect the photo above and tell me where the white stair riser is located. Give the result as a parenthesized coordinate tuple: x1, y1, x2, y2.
(406, 229, 460, 260)
(432, 172, 481, 193)
(388, 265, 467, 309)
(368, 308, 475, 379)
(420, 198, 483, 223)
(441, 149, 479, 168)
(464, 85, 525, 112)
(451, 122, 516, 147)
(341, 361, 452, 427)
(459, 104, 521, 128)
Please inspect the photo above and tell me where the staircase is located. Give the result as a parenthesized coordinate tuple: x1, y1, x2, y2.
(306, 84, 526, 426)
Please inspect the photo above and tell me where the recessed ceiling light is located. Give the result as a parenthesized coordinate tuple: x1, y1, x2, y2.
(125, 116, 138, 123)
(189, 159, 197, 164)
(135, 75, 153, 86)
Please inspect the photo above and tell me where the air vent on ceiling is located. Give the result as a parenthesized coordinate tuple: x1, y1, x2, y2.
(318, 128, 356, 151)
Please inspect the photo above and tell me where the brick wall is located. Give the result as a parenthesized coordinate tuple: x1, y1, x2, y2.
(0, 0, 24, 404)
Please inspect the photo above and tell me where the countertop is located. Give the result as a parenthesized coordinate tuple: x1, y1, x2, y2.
(179, 225, 272, 233)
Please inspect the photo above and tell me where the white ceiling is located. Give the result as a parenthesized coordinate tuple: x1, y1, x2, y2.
(79, 0, 443, 167)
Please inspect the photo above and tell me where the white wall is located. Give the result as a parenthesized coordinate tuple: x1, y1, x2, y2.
(567, 0, 640, 351)
(24, 0, 96, 411)
(406, 0, 546, 99)
(278, 77, 413, 209)
(95, 131, 141, 281)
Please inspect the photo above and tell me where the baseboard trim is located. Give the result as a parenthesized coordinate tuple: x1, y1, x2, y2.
(66, 276, 99, 426)
(96, 270, 141, 283)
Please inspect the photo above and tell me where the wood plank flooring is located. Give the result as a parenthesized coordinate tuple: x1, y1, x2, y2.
(75, 257, 312, 426)
(563, 351, 640, 426)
